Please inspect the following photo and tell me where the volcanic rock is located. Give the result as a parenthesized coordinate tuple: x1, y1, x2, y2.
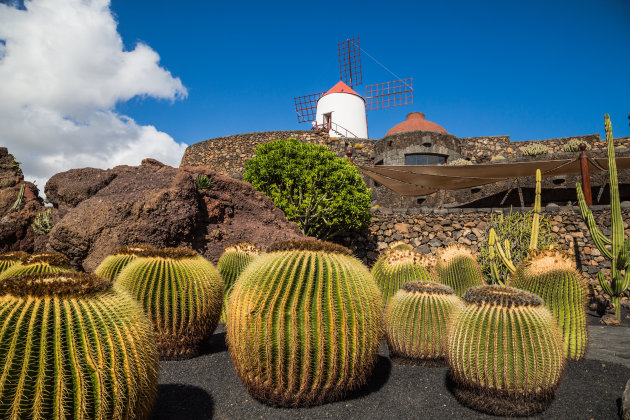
(0, 147, 47, 252)
(45, 159, 304, 271)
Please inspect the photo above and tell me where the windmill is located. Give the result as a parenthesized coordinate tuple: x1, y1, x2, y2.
(294, 37, 413, 138)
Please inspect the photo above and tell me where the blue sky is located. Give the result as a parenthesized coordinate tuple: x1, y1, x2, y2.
(111, 0, 630, 143)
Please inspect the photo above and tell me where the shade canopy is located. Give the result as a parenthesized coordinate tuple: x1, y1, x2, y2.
(359, 157, 630, 196)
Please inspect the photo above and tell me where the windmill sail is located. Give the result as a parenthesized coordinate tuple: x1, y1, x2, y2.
(294, 92, 324, 123)
(338, 37, 362, 88)
(365, 78, 413, 111)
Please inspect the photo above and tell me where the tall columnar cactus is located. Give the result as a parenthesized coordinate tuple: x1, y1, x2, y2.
(447, 285, 565, 416)
(488, 169, 543, 284)
(371, 247, 434, 307)
(510, 250, 588, 360)
(217, 242, 260, 323)
(0, 272, 159, 419)
(433, 243, 483, 297)
(0, 252, 74, 280)
(94, 244, 157, 281)
(115, 247, 223, 360)
(577, 114, 630, 321)
(385, 281, 463, 365)
(227, 239, 383, 407)
(0, 251, 28, 274)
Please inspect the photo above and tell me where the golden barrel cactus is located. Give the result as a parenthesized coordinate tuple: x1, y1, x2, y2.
(433, 243, 483, 297)
(0, 272, 158, 419)
(115, 247, 224, 360)
(0, 252, 74, 280)
(94, 244, 156, 281)
(227, 239, 383, 407)
(217, 242, 260, 323)
(0, 251, 28, 274)
(447, 285, 565, 416)
(385, 281, 463, 365)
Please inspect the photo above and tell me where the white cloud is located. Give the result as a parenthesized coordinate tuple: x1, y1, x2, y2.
(0, 0, 188, 191)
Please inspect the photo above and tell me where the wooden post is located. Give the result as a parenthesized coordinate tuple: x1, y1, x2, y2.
(579, 143, 592, 205)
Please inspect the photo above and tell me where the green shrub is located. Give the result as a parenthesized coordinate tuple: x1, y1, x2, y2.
(115, 247, 224, 360)
(0, 252, 74, 279)
(0, 272, 158, 419)
(447, 285, 565, 416)
(227, 239, 382, 407)
(385, 281, 463, 365)
(510, 249, 588, 360)
(244, 138, 371, 240)
(479, 209, 555, 283)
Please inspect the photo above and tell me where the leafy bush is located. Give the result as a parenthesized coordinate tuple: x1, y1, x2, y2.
(244, 138, 371, 240)
(478, 209, 555, 283)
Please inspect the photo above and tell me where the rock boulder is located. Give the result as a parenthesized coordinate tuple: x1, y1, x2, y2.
(45, 159, 304, 271)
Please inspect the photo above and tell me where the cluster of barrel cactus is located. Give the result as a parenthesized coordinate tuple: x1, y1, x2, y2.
(563, 138, 591, 152)
(433, 243, 483, 296)
(217, 242, 260, 323)
(447, 285, 565, 416)
(371, 245, 434, 307)
(0, 271, 158, 419)
(0, 252, 74, 279)
(227, 239, 383, 407)
(385, 281, 463, 365)
(115, 247, 224, 360)
(510, 250, 588, 360)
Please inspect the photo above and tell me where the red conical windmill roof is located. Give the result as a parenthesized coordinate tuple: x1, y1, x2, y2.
(386, 112, 447, 135)
(322, 80, 363, 98)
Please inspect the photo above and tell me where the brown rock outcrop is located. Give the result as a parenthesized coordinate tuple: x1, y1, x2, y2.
(45, 159, 304, 271)
(0, 147, 47, 252)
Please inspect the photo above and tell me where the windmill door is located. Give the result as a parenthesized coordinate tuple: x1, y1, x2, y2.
(323, 113, 332, 130)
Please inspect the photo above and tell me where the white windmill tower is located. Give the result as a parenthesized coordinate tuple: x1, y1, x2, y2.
(294, 37, 413, 138)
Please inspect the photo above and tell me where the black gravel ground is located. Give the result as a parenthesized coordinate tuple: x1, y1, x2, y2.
(151, 325, 629, 420)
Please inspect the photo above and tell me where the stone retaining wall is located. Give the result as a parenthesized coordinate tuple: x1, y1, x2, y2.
(335, 205, 630, 302)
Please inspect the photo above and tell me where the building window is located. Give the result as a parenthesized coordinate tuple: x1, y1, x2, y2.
(404, 153, 447, 165)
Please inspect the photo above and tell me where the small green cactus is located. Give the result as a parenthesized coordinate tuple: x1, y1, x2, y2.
(433, 243, 483, 297)
(447, 285, 565, 416)
(0, 272, 158, 419)
(448, 158, 473, 166)
(0, 251, 29, 274)
(195, 174, 213, 190)
(115, 247, 223, 360)
(371, 247, 434, 307)
(522, 143, 551, 156)
(227, 239, 383, 407)
(31, 208, 53, 235)
(217, 242, 260, 323)
(510, 249, 588, 360)
(386, 241, 414, 252)
(94, 244, 157, 281)
(385, 281, 463, 365)
(563, 139, 591, 152)
(0, 252, 74, 280)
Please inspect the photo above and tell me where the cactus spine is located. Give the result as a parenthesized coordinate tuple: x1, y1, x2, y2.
(217, 242, 260, 323)
(510, 250, 588, 360)
(576, 114, 630, 321)
(447, 285, 565, 416)
(115, 247, 224, 360)
(371, 247, 434, 307)
(0, 272, 158, 419)
(433, 243, 483, 296)
(385, 281, 463, 365)
(227, 239, 383, 407)
(94, 244, 157, 281)
(0, 252, 74, 280)
(0, 251, 28, 274)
